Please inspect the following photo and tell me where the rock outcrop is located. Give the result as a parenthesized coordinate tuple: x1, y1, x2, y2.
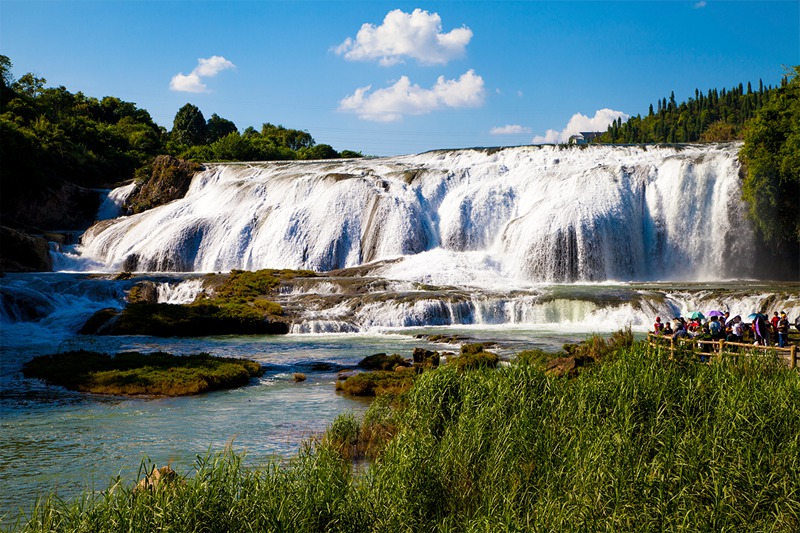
(124, 155, 201, 214)
(0, 225, 53, 272)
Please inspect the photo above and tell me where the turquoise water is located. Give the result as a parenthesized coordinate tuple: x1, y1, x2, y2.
(0, 326, 568, 524)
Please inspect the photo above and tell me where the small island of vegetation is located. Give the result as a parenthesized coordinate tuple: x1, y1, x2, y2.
(22, 350, 264, 396)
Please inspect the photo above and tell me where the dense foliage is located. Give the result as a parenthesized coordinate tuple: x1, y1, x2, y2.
(739, 66, 800, 253)
(597, 79, 778, 144)
(13, 343, 800, 531)
(22, 351, 264, 396)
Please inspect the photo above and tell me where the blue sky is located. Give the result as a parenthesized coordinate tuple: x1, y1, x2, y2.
(1, 1, 798, 155)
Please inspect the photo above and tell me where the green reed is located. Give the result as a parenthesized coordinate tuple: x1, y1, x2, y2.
(10, 342, 800, 532)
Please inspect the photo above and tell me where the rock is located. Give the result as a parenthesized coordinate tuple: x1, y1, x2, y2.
(358, 353, 410, 371)
(544, 355, 594, 378)
(79, 308, 121, 334)
(124, 156, 202, 214)
(293, 373, 307, 382)
(135, 465, 181, 492)
(412, 347, 434, 364)
(0, 226, 53, 272)
(3, 181, 101, 230)
(127, 281, 158, 304)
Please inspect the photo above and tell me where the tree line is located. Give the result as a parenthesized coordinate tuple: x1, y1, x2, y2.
(597, 79, 780, 144)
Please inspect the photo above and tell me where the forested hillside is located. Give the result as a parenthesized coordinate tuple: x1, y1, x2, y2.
(597, 79, 780, 144)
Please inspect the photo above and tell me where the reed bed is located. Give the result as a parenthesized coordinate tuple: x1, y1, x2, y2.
(10, 343, 800, 532)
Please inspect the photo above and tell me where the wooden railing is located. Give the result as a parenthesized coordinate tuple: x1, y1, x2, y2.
(647, 333, 798, 369)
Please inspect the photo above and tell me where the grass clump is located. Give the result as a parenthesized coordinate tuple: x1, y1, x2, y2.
(22, 350, 264, 396)
(451, 342, 499, 371)
(213, 268, 315, 302)
(336, 370, 414, 397)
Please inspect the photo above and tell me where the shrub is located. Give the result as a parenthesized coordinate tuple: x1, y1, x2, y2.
(452, 350, 499, 371)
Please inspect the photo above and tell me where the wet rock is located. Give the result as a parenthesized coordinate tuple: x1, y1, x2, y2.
(358, 353, 410, 371)
(0, 226, 53, 272)
(124, 155, 201, 214)
(79, 308, 121, 334)
(127, 281, 158, 304)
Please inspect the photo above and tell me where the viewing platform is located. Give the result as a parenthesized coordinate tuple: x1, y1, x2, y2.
(647, 333, 798, 368)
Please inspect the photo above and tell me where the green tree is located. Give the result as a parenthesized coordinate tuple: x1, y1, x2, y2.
(206, 113, 238, 143)
(740, 66, 800, 253)
(12, 72, 46, 98)
(0, 55, 12, 88)
(298, 143, 339, 160)
(172, 103, 207, 146)
(261, 123, 314, 150)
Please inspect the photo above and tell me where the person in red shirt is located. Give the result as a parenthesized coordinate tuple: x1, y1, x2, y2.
(771, 312, 780, 340)
(653, 316, 663, 334)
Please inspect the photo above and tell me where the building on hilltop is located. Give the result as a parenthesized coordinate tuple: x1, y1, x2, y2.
(568, 131, 603, 145)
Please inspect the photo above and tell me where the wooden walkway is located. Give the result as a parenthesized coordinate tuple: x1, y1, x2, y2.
(647, 333, 798, 368)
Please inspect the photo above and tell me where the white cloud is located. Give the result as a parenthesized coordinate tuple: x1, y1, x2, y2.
(334, 8, 472, 66)
(490, 124, 532, 135)
(169, 73, 207, 93)
(170, 55, 236, 93)
(339, 70, 485, 122)
(532, 108, 629, 144)
(693, 1, 707, 8)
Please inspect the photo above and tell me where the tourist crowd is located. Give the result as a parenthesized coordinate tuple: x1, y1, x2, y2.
(652, 310, 796, 348)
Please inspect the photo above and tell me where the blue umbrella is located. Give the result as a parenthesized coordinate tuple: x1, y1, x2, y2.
(747, 313, 767, 321)
(689, 311, 705, 320)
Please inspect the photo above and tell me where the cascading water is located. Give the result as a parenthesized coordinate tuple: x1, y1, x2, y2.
(69, 143, 755, 282)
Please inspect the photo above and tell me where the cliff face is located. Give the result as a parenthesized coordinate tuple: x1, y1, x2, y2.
(3, 180, 101, 231)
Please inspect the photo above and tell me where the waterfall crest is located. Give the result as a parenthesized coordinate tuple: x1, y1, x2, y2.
(72, 143, 754, 282)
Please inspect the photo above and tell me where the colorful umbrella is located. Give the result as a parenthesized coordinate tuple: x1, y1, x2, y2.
(747, 313, 767, 321)
(708, 310, 725, 317)
(689, 311, 705, 320)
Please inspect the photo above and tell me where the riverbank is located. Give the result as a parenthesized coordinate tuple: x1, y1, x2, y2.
(10, 340, 799, 532)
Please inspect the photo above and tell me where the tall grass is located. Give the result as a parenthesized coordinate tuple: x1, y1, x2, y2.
(12, 343, 800, 532)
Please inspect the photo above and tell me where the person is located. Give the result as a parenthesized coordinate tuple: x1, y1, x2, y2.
(730, 318, 744, 343)
(672, 319, 688, 340)
(777, 312, 790, 348)
(708, 316, 722, 339)
(771, 312, 780, 337)
(753, 314, 769, 346)
(653, 316, 663, 334)
(662, 322, 673, 335)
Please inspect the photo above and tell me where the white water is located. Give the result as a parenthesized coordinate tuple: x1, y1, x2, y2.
(69, 143, 755, 283)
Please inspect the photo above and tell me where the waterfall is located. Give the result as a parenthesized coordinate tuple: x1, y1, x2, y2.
(70, 143, 754, 283)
